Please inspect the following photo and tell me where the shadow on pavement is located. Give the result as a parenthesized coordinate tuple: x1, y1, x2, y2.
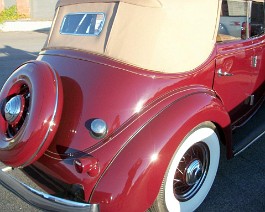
(0, 45, 38, 87)
(197, 135, 265, 211)
(34, 28, 51, 35)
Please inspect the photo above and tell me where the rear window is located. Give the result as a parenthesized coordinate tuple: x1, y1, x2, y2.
(60, 13, 105, 36)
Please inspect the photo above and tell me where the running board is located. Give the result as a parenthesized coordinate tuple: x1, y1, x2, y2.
(232, 101, 265, 156)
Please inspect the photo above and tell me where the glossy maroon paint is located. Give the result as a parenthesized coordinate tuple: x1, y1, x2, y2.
(251, 36, 265, 104)
(37, 49, 216, 156)
(0, 2, 265, 211)
(0, 61, 63, 167)
(2, 30, 264, 211)
(22, 46, 234, 206)
(214, 36, 265, 125)
(90, 94, 230, 211)
(214, 39, 254, 123)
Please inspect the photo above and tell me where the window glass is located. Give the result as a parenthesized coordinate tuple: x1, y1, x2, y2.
(217, 0, 248, 42)
(250, 1, 265, 37)
(60, 13, 105, 36)
(217, 0, 265, 42)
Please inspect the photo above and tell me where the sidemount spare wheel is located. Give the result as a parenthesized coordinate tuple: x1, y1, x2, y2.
(150, 122, 220, 212)
(0, 61, 63, 168)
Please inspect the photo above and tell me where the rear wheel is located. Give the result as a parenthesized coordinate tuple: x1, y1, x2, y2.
(150, 122, 220, 212)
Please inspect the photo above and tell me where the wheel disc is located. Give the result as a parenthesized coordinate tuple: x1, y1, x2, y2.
(161, 124, 220, 212)
(174, 142, 210, 201)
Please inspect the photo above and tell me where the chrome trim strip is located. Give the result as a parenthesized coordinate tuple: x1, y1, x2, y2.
(0, 170, 99, 211)
(232, 98, 264, 130)
(234, 130, 265, 156)
(21, 62, 60, 167)
(251, 56, 258, 68)
(246, 1, 252, 39)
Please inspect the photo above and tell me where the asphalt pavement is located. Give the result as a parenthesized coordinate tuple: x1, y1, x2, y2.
(0, 31, 46, 212)
(1, 31, 265, 212)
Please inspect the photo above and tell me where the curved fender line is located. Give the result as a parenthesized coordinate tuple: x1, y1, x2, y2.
(90, 92, 231, 211)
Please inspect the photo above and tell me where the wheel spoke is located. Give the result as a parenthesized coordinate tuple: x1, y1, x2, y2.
(174, 142, 210, 201)
(3, 84, 30, 139)
(7, 124, 17, 138)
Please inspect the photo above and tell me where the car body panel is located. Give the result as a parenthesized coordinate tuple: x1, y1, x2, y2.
(214, 39, 255, 124)
(251, 36, 265, 104)
(0, 0, 265, 211)
(90, 94, 230, 211)
(36, 49, 216, 156)
(24, 49, 231, 204)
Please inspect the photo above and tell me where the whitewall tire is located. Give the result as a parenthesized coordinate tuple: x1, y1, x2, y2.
(150, 122, 220, 212)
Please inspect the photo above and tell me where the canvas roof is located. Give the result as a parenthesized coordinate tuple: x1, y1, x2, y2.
(47, 0, 221, 73)
(57, 0, 162, 8)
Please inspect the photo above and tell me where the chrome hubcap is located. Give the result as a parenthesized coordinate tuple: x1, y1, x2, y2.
(4, 96, 22, 124)
(1, 84, 30, 139)
(173, 142, 209, 201)
(185, 159, 203, 186)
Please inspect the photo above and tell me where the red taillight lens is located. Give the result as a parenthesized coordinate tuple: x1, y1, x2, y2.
(74, 157, 100, 177)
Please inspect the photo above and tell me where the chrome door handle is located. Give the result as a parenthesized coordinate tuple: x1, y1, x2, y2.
(252, 56, 258, 68)
(217, 69, 233, 77)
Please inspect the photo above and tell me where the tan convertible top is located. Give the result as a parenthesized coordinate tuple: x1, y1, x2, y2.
(57, 0, 162, 8)
(46, 0, 221, 73)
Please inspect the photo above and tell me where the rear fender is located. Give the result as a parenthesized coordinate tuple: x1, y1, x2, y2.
(90, 92, 231, 211)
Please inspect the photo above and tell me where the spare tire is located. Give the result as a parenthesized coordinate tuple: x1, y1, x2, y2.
(0, 61, 63, 167)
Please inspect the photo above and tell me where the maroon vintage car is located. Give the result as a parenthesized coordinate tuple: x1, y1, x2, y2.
(0, 0, 265, 211)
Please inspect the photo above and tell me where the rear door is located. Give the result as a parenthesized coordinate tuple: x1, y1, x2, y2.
(214, 0, 255, 124)
(250, 0, 265, 105)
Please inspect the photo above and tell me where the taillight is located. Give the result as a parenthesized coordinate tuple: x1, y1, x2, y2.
(74, 157, 100, 177)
